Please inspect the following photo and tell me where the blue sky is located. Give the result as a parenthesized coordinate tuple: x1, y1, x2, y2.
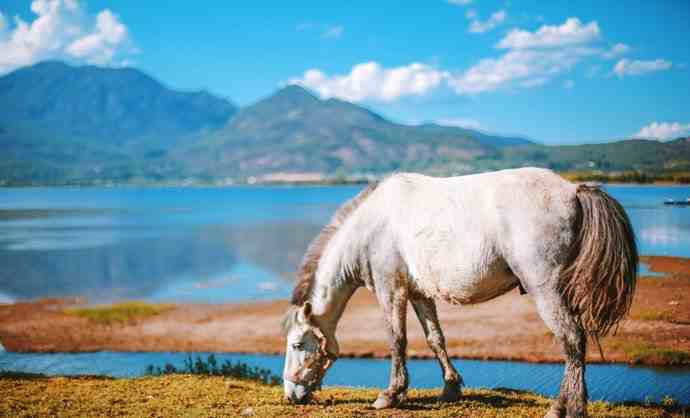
(1, 0, 689, 144)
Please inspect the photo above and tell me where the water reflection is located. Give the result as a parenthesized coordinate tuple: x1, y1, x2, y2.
(0, 221, 323, 303)
(0, 185, 688, 302)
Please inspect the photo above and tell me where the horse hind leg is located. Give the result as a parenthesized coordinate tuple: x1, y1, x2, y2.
(533, 287, 588, 418)
(411, 296, 463, 402)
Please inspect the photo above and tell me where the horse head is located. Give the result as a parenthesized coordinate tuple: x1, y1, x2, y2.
(282, 302, 338, 403)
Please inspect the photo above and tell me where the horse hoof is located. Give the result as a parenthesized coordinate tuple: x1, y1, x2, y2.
(439, 383, 462, 403)
(372, 392, 403, 409)
(372, 393, 393, 409)
(543, 401, 565, 418)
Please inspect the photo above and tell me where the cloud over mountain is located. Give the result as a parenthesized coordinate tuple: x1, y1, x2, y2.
(0, 0, 134, 75)
(635, 122, 690, 140)
(288, 17, 639, 101)
(287, 62, 447, 102)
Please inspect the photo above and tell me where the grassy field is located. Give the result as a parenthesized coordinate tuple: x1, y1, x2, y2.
(0, 374, 687, 418)
(64, 301, 174, 325)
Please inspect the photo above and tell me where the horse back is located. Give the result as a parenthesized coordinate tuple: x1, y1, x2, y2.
(370, 168, 579, 303)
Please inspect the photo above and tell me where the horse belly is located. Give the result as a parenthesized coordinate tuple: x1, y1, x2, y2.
(432, 257, 518, 305)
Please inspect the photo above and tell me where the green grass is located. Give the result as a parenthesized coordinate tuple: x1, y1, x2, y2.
(633, 309, 676, 322)
(561, 170, 690, 184)
(623, 342, 690, 366)
(1, 374, 687, 418)
(65, 301, 174, 325)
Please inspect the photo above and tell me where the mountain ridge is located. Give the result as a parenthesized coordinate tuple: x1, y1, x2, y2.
(0, 61, 688, 185)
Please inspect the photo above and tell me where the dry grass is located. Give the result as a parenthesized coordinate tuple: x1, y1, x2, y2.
(621, 342, 690, 366)
(65, 301, 174, 325)
(0, 374, 687, 418)
(632, 309, 676, 322)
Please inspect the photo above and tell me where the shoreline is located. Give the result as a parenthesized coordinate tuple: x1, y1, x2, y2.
(1, 255, 689, 366)
(2, 180, 690, 188)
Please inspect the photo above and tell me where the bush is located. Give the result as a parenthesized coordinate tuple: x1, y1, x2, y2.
(144, 354, 281, 386)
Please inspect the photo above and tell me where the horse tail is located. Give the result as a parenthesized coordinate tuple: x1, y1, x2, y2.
(559, 184, 638, 340)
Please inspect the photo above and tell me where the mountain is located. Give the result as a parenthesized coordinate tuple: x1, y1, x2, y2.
(174, 85, 531, 177)
(0, 61, 237, 146)
(499, 137, 690, 172)
(0, 61, 237, 184)
(1, 61, 688, 185)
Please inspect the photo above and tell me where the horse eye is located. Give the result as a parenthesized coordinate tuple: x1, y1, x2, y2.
(292, 343, 304, 350)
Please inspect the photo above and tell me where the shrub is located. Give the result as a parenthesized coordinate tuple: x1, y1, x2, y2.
(145, 354, 281, 385)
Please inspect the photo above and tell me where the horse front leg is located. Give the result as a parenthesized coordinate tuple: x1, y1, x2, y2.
(372, 277, 409, 409)
(411, 297, 463, 402)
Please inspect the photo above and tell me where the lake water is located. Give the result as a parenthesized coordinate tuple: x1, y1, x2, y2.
(0, 184, 689, 303)
(1, 184, 690, 405)
(0, 351, 688, 404)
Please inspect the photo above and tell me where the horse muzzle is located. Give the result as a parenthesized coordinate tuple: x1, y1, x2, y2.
(284, 380, 312, 404)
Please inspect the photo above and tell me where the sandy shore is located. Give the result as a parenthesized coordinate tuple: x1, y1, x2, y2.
(1, 255, 689, 366)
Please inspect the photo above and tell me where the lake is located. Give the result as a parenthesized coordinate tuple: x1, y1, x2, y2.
(1, 184, 689, 405)
(0, 184, 689, 303)
(0, 351, 689, 404)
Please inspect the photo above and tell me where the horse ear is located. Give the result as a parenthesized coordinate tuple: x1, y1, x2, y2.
(301, 302, 313, 322)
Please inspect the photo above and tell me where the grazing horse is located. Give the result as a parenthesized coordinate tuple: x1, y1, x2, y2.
(282, 168, 637, 418)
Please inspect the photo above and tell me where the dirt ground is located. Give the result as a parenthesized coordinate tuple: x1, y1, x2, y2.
(1, 255, 689, 366)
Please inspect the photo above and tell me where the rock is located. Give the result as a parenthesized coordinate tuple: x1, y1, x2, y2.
(240, 407, 254, 416)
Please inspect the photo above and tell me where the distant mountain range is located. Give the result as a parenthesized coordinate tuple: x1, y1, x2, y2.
(1, 61, 689, 185)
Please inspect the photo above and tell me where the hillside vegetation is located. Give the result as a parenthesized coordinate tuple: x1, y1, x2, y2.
(1, 61, 689, 185)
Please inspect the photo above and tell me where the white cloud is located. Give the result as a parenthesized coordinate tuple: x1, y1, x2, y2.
(448, 18, 607, 94)
(288, 17, 637, 101)
(321, 25, 343, 39)
(614, 58, 672, 77)
(635, 122, 690, 140)
(447, 0, 473, 5)
(435, 117, 481, 129)
(497, 18, 600, 49)
(602, 43, 630, 59)
(66, 10, 128, 64)
(468, 10, 507, 34)
(448, 46, 597, 94)
(296, 22, 344, 39)
(288, 61, 448, 102)
(0, 0, 134, 74)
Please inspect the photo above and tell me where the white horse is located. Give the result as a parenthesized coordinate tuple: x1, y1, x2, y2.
(282, 168, 637, 418)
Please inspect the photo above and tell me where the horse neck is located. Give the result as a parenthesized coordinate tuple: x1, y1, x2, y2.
(308, 233, 362, 336)
(308, 273, 358, 337)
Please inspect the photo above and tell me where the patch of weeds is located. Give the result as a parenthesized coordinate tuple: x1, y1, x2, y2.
(0, 370, 46, 379)
(662, 396, 679, 408)
(633, 309, 675, 322)
(65, 301, 174, 324)
(624, 342, 690, 365)
(145, 354, 281, 385)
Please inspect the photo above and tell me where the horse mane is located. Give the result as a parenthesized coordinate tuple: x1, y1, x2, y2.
(290, 181, 380, 306)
